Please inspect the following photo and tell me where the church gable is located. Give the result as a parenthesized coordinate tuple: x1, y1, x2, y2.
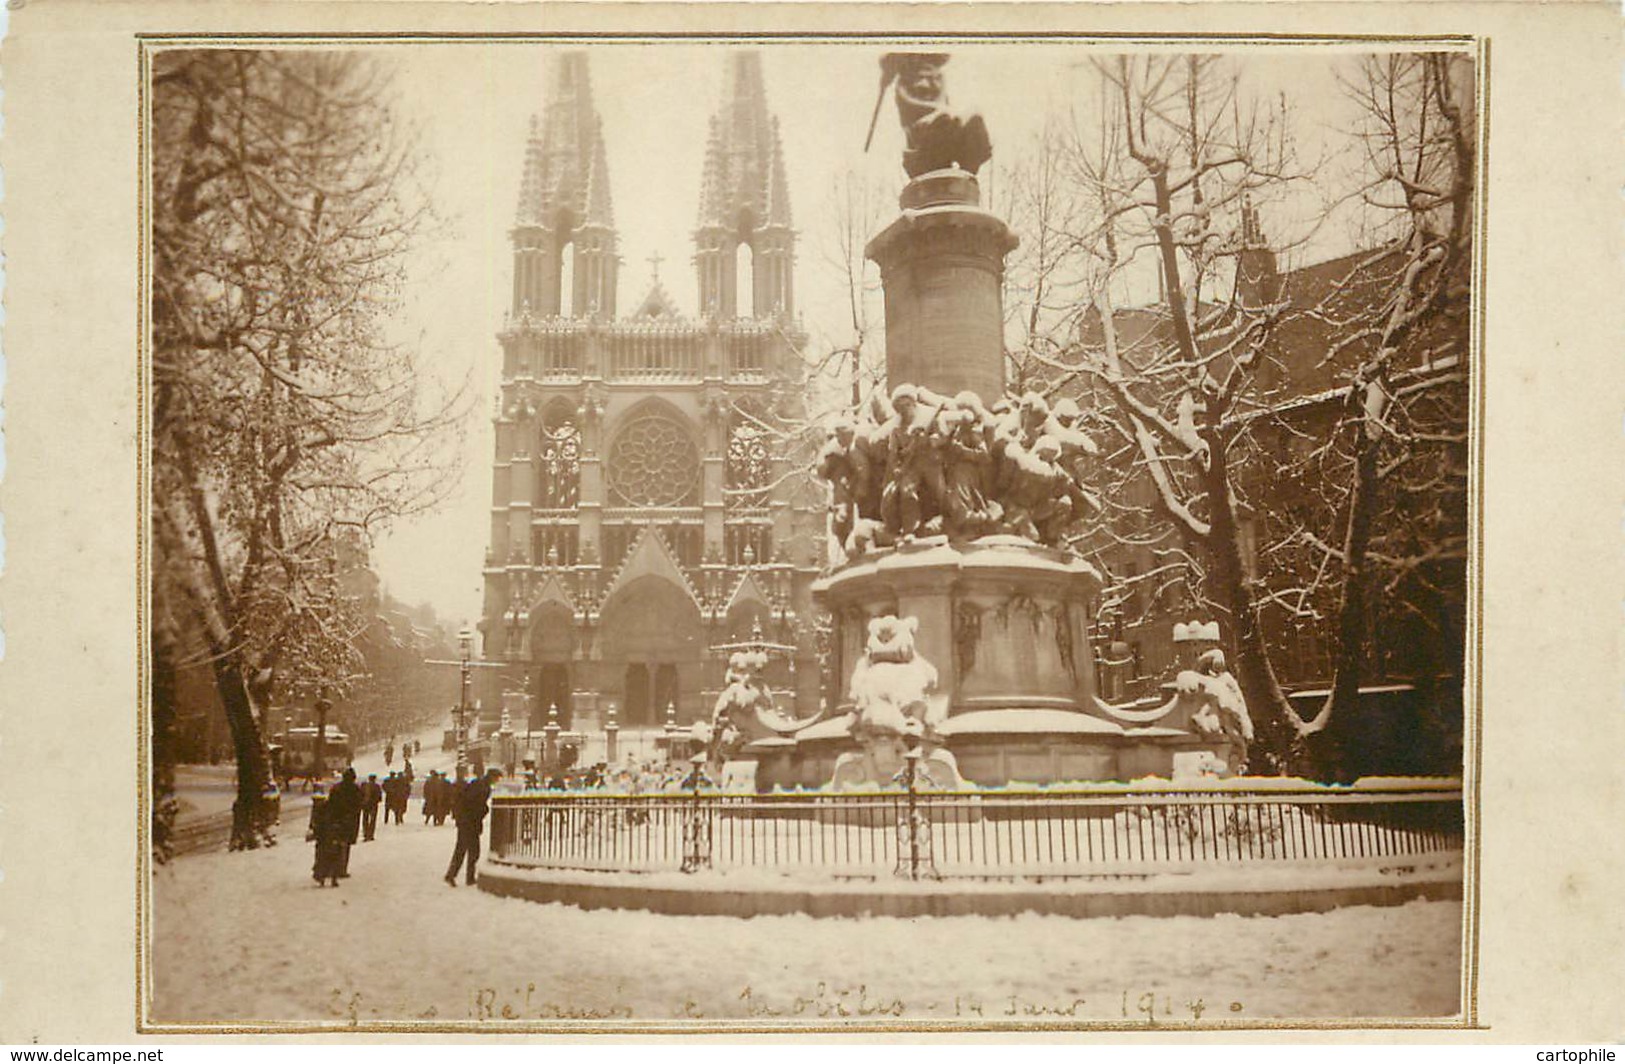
(631, 279, 683, 320)
(724, 569, 776, 615)
(598, 526, 703, 612)
(528, 571, 577, 615)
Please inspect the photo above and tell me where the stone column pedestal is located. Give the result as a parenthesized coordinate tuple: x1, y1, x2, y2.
(813, 538, 1102, 719)
(865, 169, 1018, 404)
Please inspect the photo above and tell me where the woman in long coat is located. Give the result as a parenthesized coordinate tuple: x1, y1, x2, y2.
(309, 792, 343, 887)
(325, 768, 364, 878)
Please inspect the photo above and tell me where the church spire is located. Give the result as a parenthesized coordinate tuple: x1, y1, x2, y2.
(764, 117, 793, 229)
(695, 52, 776, 230)
(583, 127, 614, 229)
(515, 52, 606, 228)
(693, 51, 796, 319)
(511, 51, 618, 319)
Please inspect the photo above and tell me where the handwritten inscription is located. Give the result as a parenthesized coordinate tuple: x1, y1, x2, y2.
(326, 984, 1244, 1025)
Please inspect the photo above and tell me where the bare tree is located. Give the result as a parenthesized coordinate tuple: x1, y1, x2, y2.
(809, 170, 888, 410)
(1286, 53, 1475, 777)
(1002, 114, 1092, 397)
(151, 50, 467, 850)
(1011, 56, 1311, 770)
(1007, 54, 1473, 777)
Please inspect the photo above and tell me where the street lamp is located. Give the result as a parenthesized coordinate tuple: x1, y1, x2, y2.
(312, 695, 334, 781)
(456, 625, 473, 780)
(426, 626, 506, 782)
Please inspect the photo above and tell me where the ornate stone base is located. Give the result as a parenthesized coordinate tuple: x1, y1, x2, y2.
(804, 538, 1236, 787)
(814, 536, 1100, 716)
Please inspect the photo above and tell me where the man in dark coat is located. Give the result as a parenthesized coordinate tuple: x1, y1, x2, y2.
(326, 767, 364, 877)
(444, 768, 502, 888)
(360, 773, 384, 841)
(421, 771, 439, 824)
(433, 772, 453, 826)
(391, 771, 412, 824)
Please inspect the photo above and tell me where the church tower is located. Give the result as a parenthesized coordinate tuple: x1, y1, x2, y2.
(480, 51, 818, 744)
(511, 53, 620, 319)
(694, 52, 796, 320)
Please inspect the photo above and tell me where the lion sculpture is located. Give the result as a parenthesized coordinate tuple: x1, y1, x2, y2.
(833, 615, 961, 789)
(699, 648, 822, 780)
(1184, 649, 1254, 774)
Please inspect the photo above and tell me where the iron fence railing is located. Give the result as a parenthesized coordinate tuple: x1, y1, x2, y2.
(488, 785, 1463, 880)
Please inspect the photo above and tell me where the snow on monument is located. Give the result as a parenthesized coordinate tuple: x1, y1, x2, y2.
(797, 52, 1247, 788)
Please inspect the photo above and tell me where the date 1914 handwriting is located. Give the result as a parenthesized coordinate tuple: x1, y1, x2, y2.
(326, 985, 1244, 1025)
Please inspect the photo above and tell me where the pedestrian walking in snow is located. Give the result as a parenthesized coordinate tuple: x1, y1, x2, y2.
(308, 792, 343, 887)
(382, 771, 408, 825)
(326, 767, 363, 877)
(384, 740, 394, 768)
(361, 773, 384, 841)
(433, 772, 452, 826)
(444, 768, 502, 888)
(422, 771, 440, 824)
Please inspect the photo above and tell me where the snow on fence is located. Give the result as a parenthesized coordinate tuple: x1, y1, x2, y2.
(488, 785, 1464, 880)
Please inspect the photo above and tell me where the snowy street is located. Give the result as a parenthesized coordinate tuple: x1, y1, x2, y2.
(151, 733, 1464, 1027)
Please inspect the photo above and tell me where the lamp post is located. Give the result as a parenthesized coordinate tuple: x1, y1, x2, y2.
(456, 626, 473, 779)
(312, 695, 334, 781)
(543, 703, 561, 775)
(427, 629, 506, 782)
(680, 752, 714, 874)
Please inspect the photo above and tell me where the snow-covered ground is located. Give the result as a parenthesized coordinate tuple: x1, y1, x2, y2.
(150, 796, 1464, 1026)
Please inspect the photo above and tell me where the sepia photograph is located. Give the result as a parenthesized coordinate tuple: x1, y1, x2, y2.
(139, 34, 1480, 1030)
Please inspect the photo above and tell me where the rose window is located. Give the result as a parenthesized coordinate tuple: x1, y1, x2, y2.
(607, 414, 700, 506)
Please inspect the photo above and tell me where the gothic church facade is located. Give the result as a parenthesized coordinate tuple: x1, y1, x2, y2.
(477, 52, 820, 733)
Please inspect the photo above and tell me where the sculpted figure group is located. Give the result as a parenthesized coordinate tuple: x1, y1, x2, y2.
(817, 384, 1102, 558)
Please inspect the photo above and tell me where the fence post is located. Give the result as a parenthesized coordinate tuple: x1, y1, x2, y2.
(893, 732, 938, 881)
(680, 754, 714, 873)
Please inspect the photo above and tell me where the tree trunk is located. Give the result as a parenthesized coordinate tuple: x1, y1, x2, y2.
(1202, 443, 1306, 775)
(206, 640, 278, 850)
(1307, 418, 1383, 782)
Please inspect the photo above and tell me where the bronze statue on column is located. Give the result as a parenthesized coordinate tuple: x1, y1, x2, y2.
(866, 52, 992, 177)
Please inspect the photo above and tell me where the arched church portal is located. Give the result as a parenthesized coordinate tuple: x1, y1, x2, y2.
(598, 575, 704, 726)
(528, 602, 575, 728)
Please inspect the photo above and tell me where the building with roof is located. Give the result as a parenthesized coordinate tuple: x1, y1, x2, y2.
(476, 52, 820, 735)
(1074, 210, 1469, 773)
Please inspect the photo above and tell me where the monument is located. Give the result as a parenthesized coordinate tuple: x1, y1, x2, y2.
(792, 53, 1243, 788)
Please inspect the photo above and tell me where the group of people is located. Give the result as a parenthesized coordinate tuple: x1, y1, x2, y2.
(306, 750, 504, 890)
(419, 770, 458, 826)
(383, 767, 414, 824)
(307, 768, 364, 887)
(549, 758, 693, 794)
(382, 737, 420, 768)
(353, 768, 416, 840)
(817, 384, 1102, 555)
